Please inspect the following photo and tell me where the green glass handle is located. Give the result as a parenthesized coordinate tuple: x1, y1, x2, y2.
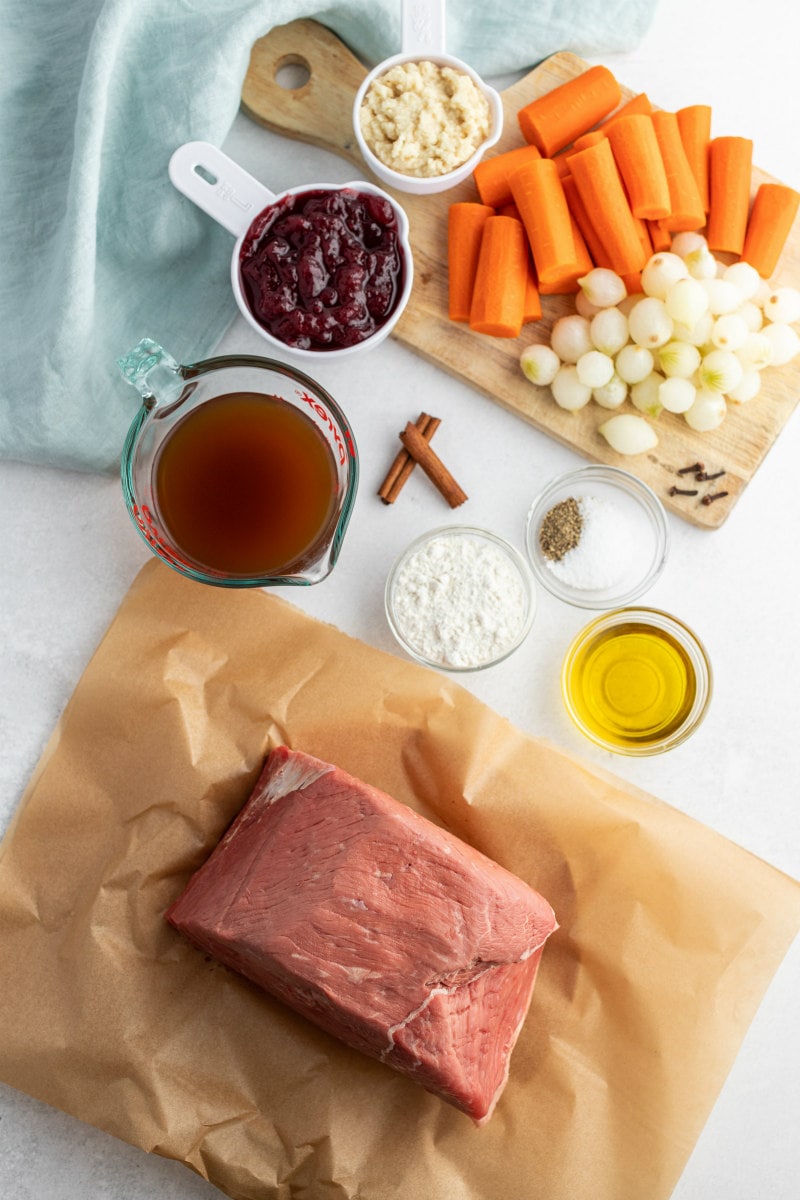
(117, 338, 182, 407)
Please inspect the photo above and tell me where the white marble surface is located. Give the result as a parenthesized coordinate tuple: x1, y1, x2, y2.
(1, 1, 799, 1196)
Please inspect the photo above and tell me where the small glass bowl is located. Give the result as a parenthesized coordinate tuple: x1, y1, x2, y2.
(384, 525, 536, 671)
(525, 465, 669, 610)
(561, 607, 713, 756)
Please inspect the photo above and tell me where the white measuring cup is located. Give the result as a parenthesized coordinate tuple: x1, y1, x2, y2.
(168, 141, 414, 360)
(352, 0, 503, 195)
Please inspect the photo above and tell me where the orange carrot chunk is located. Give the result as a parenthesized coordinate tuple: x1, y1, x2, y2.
(562, 173, 613, 268)
(447, 202, 495, 322)
(566, 138, 648, 275)
(676, 104, 712, 212)
(509, 157, 581, 286)
(566, 104, 652, 159)
(602, 92, 653, 126)
(606, 113, 671, 220)
(650, 110, 706, 232)
(569, 129, 607, 154)
(706, 136, 754, 255)
(634, 213, 654, 262)
(523, 254, 543, 323)
(647, 218, 672, 254)
(517, 64, 621, 157)
(621, 271, 643, 295)
(469, 216, 528, 338)
(552, 152, 573, 178)
(473, 144, 542, 209)
(742, 182, 800, 278)
(538, 216, 594, 294)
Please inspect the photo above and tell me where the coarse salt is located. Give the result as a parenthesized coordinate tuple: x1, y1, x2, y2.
(390, 533, 529, 668)
(546, 494, 646, 591)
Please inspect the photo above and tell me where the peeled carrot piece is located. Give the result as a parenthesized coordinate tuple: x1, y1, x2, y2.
(552, 152, 573, 179)
(447, 203, 495, 322)
(517, 64, 621, 157)
(561, 174, 613, 269)
(523, 254, 543, 323)
(469, 216, 528, 338)
(676, 104, 712, 212)
(742, 182, 800, 278)
(606, 113, 671, 220)
(570, 129, 606, 154)
(538, 216, 594, 294)
(706, 136, 753, 255)
(651, 111, 706, 232)
(509, 157, 581, 287)
(635, 213, 654, 262)
(473, 144, 542, 209)
(602, 92, 653, 127)
(647, 218, 672, 253)
(567, 138, 648, 275)
(562, 102, 652, 157)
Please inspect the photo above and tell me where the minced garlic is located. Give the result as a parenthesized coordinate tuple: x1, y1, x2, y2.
(359, 60, 491, 178)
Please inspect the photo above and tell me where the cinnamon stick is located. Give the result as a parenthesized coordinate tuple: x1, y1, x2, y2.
(378, 412, 441, 504)
(399, 422, 468, 508)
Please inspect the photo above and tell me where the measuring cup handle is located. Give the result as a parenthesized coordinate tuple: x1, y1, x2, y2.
(402, 0, 447, 56)
(168, 141, 276, 238)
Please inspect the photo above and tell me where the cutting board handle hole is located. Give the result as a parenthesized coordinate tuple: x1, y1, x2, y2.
(192, 164, 218, 186)
(274, 55, 311, 91)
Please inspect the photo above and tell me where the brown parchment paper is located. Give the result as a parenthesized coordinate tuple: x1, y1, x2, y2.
(1, 558, 798, 1200)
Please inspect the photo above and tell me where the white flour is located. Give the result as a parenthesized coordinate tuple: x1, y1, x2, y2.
(547, 494, 643, 590)
(391, 533, 528, 668)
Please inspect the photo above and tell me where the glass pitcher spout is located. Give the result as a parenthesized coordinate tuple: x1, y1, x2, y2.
(117, 338, 184, 410)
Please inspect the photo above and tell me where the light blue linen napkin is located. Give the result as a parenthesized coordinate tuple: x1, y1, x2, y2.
(0, 0, 658, 472)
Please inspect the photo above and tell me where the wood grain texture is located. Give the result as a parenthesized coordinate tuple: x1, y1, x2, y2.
(242, 19, 800, 529)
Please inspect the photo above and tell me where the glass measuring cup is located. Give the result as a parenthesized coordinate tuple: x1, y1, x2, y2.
(352, 0, 503, 195)
(117, 339, 359, 587)
(168, 141, 414, 360)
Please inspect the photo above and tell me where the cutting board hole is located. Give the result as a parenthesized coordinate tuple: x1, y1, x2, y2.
(274, 55, 311, 90)
(193, 164, 217, 186)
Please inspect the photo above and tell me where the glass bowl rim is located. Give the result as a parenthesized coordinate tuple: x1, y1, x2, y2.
(524, 463, 670, 610)
(560, 605, 713, 756)
(384, 523, 537, 671)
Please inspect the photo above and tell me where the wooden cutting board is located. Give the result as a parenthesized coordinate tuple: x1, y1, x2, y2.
(241, 19, 800, 529)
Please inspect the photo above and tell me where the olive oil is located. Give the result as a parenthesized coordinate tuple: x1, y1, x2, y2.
(153, 391, 337, 577)
(564, 619, 698, 750)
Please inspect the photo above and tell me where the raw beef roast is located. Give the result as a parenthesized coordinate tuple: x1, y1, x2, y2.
(166, 746, 558, 1123)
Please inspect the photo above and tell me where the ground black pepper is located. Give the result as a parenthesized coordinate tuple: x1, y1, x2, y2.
(539, 496, 583, 562)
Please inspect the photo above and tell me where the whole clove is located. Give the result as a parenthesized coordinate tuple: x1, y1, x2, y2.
(701, 491, 729, 506)
(668, 486, 699, 496)
(678, 461, 704, 475)
(695, 469, 726, 482)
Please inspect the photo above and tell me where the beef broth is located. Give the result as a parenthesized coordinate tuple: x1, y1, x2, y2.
(153, 391, 337, 577)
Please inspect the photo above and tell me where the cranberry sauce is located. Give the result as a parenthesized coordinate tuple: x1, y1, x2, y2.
(239, 188, 406, 351)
